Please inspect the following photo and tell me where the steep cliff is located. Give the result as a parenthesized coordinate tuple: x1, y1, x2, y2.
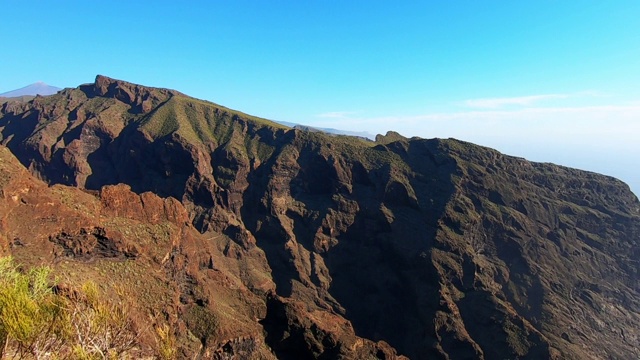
(1, 76, 638, 359)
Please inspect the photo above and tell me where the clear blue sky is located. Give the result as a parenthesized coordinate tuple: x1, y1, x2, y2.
(1, 1, 639, 195)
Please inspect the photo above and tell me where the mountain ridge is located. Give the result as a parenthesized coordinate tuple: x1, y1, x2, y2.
(0, 75, 638, 359)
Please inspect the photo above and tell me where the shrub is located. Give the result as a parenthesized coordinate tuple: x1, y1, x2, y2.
(65, 281, 138, 359)
(0, 257, 155, 359)
(0, 256, 68, 359)
(154, 323, 177, 360)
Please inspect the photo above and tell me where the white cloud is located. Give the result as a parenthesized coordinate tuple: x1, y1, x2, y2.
(316, 111, 358, 119)
(312, 105, 639, 132)
(463, 94, 570, 109)
(461, 91, 607, 109)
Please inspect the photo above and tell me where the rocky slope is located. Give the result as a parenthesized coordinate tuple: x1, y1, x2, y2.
(0, 75, 638, 359)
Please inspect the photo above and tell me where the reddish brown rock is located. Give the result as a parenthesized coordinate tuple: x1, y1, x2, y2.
(1, 76, 639, 359)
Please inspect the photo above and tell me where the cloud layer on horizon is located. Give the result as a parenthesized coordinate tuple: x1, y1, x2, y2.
(461, 91, 606, 109)
(463, 94, 569, 109)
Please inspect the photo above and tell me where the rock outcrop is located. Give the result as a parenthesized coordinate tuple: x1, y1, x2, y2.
(1, 75, 638, 359)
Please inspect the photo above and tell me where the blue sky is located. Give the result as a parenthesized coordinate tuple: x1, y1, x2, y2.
(1, 1, 639, 195)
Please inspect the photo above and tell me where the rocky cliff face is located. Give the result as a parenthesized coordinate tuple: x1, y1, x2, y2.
(1, 75, 638, 359)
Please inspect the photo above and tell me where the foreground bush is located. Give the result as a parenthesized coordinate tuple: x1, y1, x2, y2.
(0, 257, 174, 359)
(0, 257, 67, 358)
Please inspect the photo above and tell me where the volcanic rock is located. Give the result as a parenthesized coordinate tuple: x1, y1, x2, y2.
(0, 76, 638, 359)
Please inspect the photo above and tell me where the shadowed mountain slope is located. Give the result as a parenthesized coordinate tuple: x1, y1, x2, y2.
(0, 75, 638, 359)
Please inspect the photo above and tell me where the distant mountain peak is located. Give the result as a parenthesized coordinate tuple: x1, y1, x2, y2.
(0, 81, 61, 97)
